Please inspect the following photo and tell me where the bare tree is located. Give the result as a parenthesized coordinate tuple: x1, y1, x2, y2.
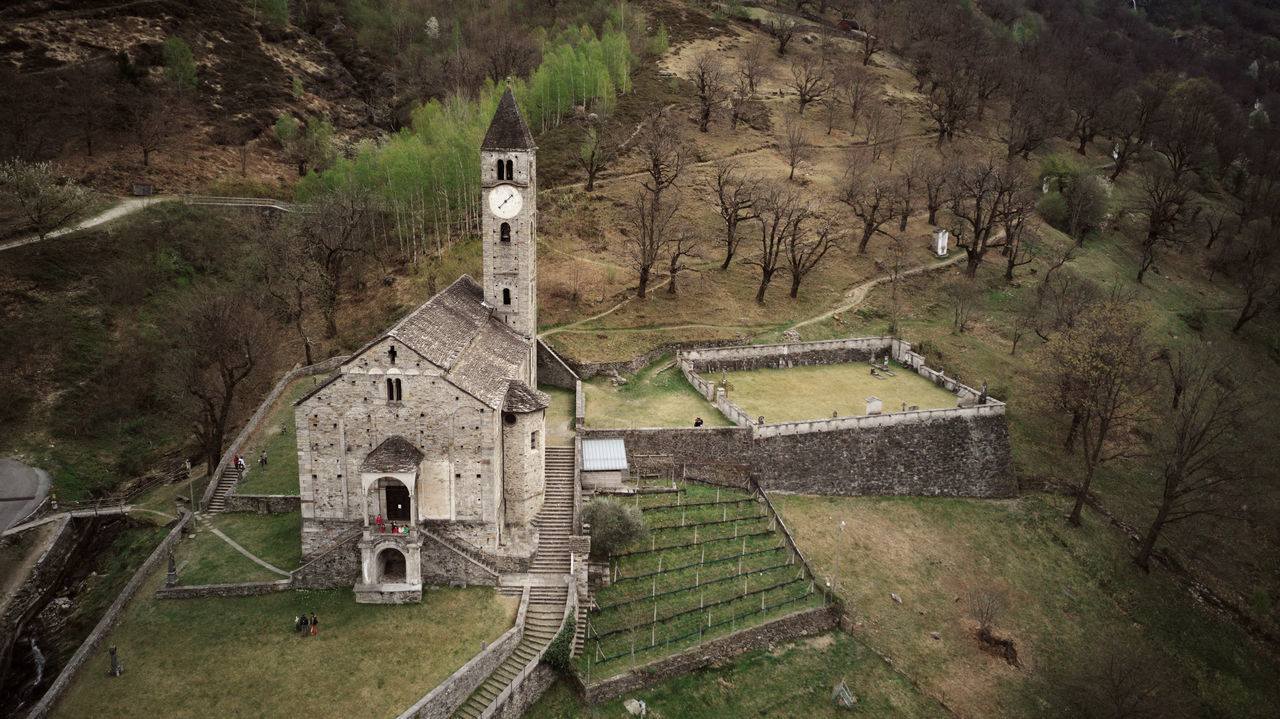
(1220, 219, 1280, 333)
(666, 230, 700, 294)
(945, 275, 981, 333)
(577, 122, 617, 192)
(1044, 291, 1155, 526)
(0, 159, 95, 240)
(691, 51, 728, 132)
(261, 217, 323, 365)
(785, 216, 841, 298)
(838, 162, 898, 253)
(624, 110, 691, 299)
(296, 185, 380, 336)
(1063, 171, 1108, 246)
(788, 54, 830, 116)
(1055, 641, 1194, 719)
(729, 72, 753, 131)
(834, 64, 875, 140)
(767, 16, 798, 55)
(1000, 207, 1036, 282)
(128, 89, 174, 167)
(946, 156, 1031, 276)
(703, 159, 758, 269)
(919, 153, 950, 225)
(745, 181, 808, 304)
(1000, 55, 1065, 159)
(736, 40, 768, 94)
(781, 114, 811, 182)
(168, 285, 277, 476)
(858, 0, 890, 66)
(1134, 346, 1247, 571)
(1131, 167, 1195, 284)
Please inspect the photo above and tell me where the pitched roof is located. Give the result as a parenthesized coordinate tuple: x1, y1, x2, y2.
(503, 380, 551, 413)
(361, 436, 425, 473)
(481, 86, 537, 151)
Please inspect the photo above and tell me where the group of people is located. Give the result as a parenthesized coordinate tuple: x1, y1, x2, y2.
(295, 612, 319, 636)
(374, 515, 407, 534)
(232, 451, 269, 474)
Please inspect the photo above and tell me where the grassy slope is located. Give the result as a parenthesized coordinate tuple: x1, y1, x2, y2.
(541, 384, 578, 446)
(774, 494, 1280, 717)
(53, 580, 518, 719)
(530, 632, 946, 719)
(235, 380, 314, 495)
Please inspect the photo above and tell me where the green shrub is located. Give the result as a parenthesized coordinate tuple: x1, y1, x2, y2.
(162, 36, 197, 92)
(582, 498, 649, 558)
(543, 612, 576, 672)
(1037, 191, 1068, 232)
(650, 23, 669, 57)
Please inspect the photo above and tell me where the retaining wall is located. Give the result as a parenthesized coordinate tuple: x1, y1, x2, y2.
(536, 339, 579, 389)
(561, 338, 747, 380)
(1, 516, 74, 630)
(25, 510, 193, 719)
(681, 337, 894, 373)
(223, 494, 300, 514)
(580, 606, 840, 704)
(201, 355, 348, 511)
(155, 579, 292, 600)
(398, 587, 530, 719)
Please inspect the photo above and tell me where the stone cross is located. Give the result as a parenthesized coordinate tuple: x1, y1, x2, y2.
(108, 645, 123, 677)
(978, 380, 989, 405)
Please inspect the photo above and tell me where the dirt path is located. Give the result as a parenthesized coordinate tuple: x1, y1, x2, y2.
(790, 252, 968, 330)
(0, 197, 164, 253)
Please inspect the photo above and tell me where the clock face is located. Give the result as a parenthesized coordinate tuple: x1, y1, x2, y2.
(489, 184, 523, 219)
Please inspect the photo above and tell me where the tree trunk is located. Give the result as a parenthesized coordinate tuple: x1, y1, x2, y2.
(1133, 498, 1172, 571)
(1232, 299, 1258, 333)
(1064, 411, 1081, 452)
(964, 251, 981, 277)
(755, 271, 773, 304)
(637, 265, 649, 299)
(1068, 463, 1094, 526)
(789, 273, 802, 298)
(585, 169, 597, 192)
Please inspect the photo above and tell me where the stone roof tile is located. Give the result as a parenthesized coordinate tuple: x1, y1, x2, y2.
(481, 86, 536, 151)
(503, 380, 551, 413)
(361, 436, 425, 473)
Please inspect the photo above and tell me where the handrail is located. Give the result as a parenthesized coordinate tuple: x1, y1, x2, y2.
(419, 527, 501, 579)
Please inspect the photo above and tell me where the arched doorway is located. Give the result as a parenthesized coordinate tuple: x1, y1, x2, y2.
(377, 547, 407, 583)
(377, 479, 411, 522)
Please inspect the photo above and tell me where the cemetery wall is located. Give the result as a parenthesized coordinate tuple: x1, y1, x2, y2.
(564, 338, 747, 380)
(579, 606, 840, 704)
(681, 337, 894, 373)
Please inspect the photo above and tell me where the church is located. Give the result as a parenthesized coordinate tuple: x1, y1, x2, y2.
(293, 88, 548, 603)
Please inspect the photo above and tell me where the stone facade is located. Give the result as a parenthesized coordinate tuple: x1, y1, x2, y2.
(293, 92, 548, 603)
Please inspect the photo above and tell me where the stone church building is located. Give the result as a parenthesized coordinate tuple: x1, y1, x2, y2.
(294, 88, 548, 603)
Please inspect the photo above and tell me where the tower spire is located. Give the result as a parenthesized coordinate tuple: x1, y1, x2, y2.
(482, 86, 537, 152)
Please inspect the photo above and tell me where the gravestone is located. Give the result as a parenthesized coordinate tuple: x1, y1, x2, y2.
(166, 551, 177, 587)
(865, 396, 882, 415)
(108, 646, 123, 677)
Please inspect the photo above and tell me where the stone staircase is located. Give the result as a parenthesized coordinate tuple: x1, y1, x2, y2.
(204, 466, 242, 513)
(451, 446, 577, 719)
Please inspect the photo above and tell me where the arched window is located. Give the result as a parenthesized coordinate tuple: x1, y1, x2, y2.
(500, 222, 511, 242)
(496, 158, 505, 180)
(505, 159, 514, 179)
(394, 378, 402, 401)
(502, 288, 511, 305)
(387, 378, 402, 401)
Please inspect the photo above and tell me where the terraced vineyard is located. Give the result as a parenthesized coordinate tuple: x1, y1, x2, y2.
(578, 483, 826, 680)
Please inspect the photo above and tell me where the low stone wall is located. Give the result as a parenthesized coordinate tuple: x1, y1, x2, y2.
(420, 531, 503, 586)
(495, 663, 558, 719)
(681, 337, 893, 373)
(536, 339, 579, 389)
(565, 338, 747, 380)
(25, 510, 193, 719)
(581, 606, 840, 704)
(155, 579, 292, 600)
(582, 427, 753, 477)
(398, 587, 529, 719)
(201, 354, 348, 511)
(224, 494, 300, 514)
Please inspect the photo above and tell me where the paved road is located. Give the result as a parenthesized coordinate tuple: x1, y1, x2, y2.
(0, 458, 50, 533)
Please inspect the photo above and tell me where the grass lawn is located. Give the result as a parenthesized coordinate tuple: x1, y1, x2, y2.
(529, 631, 945, 719)
(774, 494, 1280, 718)
(236, 378, 314, 495)
(176, 512, 301, 585)
(54, 580, 518, 719)
(583, 357, 730, 429)
(541, 384, 576, 446)
(711, 361, 960, 423)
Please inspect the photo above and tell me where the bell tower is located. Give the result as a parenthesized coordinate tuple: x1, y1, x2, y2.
(481, 86, 538, 352)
